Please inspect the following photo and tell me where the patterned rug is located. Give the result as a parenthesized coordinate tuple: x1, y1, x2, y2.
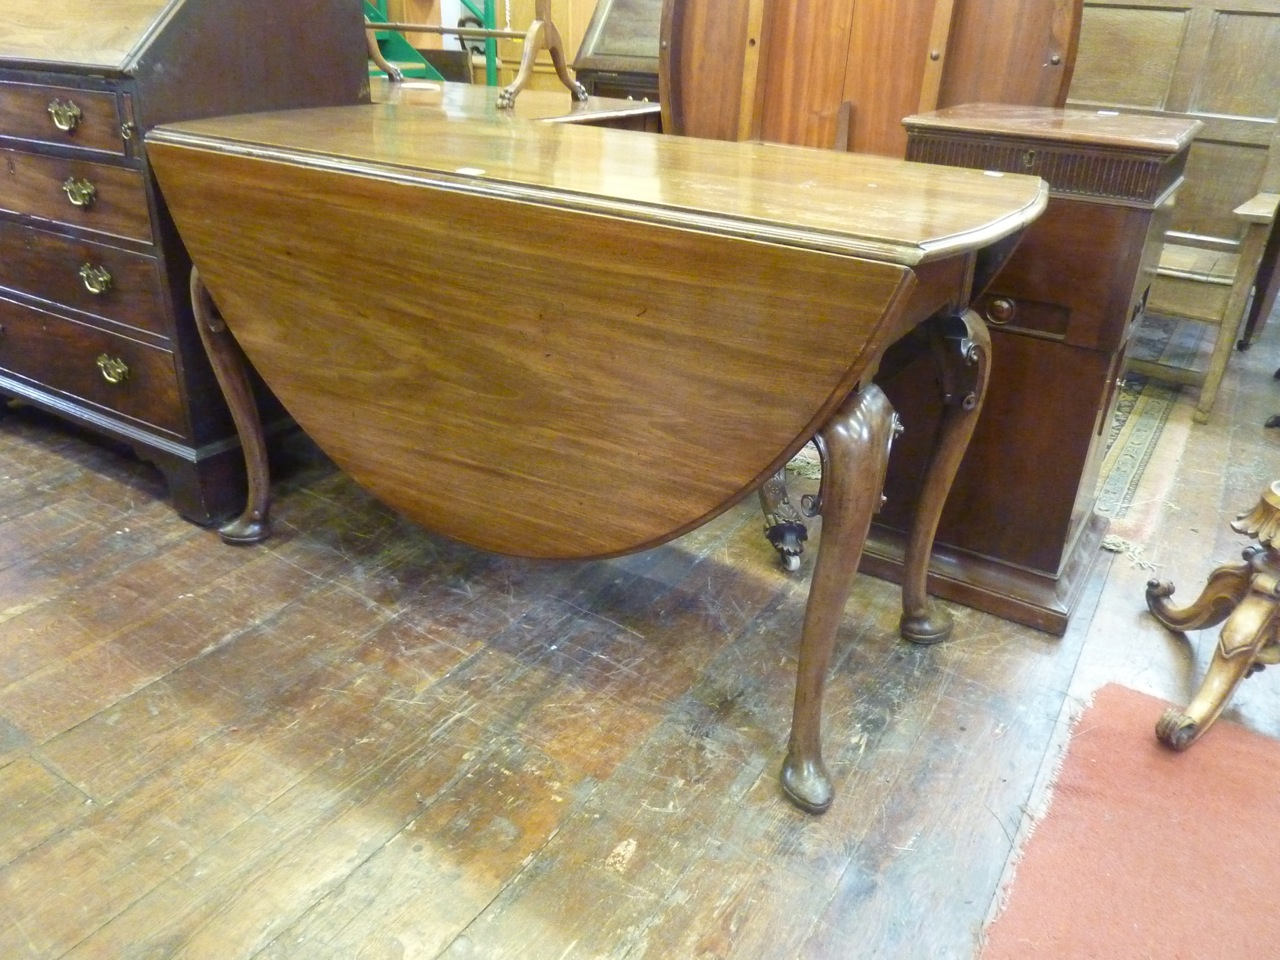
(1095, 315, 1205, 519)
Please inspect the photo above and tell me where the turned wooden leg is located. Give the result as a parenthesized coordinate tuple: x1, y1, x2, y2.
(782, 384, 898, 814)
(190, 268, 272, 544)
(759, 467, 808, 572)
(899, 310, 991, 644)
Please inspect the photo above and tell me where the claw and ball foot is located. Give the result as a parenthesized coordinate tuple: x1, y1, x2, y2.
(1150, 481, 1280, 749)
(759, 467, 809, 573)
(497, 0, 587, 109)
(781, 385, 897, 813)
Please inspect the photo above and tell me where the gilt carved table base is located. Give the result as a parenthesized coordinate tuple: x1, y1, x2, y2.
(1148, 480, 1280, 750)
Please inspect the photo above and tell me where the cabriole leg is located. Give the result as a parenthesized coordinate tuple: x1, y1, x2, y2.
(782, 384, 898, 813)
(900, 310, 991, 644)
(190, 268, 272, 545)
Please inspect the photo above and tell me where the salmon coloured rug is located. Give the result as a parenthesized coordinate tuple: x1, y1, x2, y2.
(981, 682, 1280, 959)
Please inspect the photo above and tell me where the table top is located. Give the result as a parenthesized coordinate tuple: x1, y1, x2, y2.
(150, 104, 1046, 267)
(146, 108, 1046, 558)
(903, 103, 1203, 153)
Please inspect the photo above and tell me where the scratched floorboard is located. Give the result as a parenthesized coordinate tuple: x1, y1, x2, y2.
(2, 314, 1280, 959)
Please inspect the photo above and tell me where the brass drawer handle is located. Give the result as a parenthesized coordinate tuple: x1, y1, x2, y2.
(79, 263, 113, 295)
(47, 98, 82, 133)
(96, 354, 130, 384)
(62, 177, 97, 208)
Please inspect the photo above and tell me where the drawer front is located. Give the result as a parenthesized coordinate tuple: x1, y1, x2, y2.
(0, 81, 125, 155)
(0, 147, 151, 242)
(975, 291, 1071, 339)
(0, 296, 184, 436)
(0, 220, 166, 336)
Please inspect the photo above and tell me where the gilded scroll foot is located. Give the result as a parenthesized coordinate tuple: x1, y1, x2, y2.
(899, 310, 990, 645)
(1152, 481, 1280, 749)
(1146, 560, 1252, 632)
(782, 385, 897, 814)
(190, 268, 272, 545)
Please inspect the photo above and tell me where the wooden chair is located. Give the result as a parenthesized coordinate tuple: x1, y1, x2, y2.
(1132, 124, 1279, 422)
(1068, 0, 1280, 423)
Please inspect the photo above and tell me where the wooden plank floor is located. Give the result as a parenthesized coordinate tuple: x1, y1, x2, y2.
(2, 315, 1278, 958)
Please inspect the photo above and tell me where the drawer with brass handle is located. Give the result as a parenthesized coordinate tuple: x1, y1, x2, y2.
(0, 80, 125, 154)
(0, 146, 150, 241)
(0, 219, 166, 335)
(0, 295, 183, 435)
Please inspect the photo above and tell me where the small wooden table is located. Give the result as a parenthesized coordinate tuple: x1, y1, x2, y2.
(145, 107, 1044, 812)
(368, 77, 661, 130)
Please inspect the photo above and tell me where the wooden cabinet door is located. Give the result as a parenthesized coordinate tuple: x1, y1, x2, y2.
(1069, 0, 1280, 245)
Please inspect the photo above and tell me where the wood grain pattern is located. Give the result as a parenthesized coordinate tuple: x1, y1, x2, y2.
(148, 107, 1046, 263)
(0, 0, 169, 68)
(659, 0, 753, 140)
(145, 110, 1043, 559)
(0, 295, 182, 435)
(0, 80, 123, 155)
(0, 219, 166, 338)
(665, 0, 1081, 157)
(0, 147, 150, 243)
(150, 141, 911, 558)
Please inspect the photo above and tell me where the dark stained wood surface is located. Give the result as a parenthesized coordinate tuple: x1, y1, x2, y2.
(144, 110, 1043, 559)
(0, 147, 151, 243)
(3, 313, 1279, 956)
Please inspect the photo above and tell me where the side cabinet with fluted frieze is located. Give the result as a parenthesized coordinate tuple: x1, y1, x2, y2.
(863, 104, 1199, 634)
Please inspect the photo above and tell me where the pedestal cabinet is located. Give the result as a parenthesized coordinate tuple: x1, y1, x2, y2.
(0, 0, 368, 523)
(862, 105, 1200, 633)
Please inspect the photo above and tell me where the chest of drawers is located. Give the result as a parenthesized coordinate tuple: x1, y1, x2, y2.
(0, 0, 368, 523)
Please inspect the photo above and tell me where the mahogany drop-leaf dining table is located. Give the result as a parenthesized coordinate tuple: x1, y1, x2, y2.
(145, 105, 1046, 813)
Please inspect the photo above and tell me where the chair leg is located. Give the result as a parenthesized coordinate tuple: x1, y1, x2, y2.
(1194, 221, 1272, 423)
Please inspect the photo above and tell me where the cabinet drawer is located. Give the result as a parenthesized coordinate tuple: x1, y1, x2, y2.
(0, 81, 125, 155)
(0, 147, 151, 242)
(0, 296, 183, 436)
(0, 220, 166, 336)
(975, 291, 1071, 339)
